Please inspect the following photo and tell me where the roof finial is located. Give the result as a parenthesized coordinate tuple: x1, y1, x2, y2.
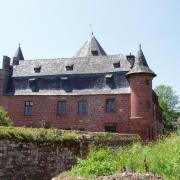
(18, 43, 21, 47)
(90, 24, 94, 36)
(139, 44, 141, 50)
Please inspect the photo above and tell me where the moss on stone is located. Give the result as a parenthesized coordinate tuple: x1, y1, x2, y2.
(0, 126, 139, 145)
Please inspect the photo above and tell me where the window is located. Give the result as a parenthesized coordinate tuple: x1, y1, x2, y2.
(28, 78, 38, 92)
(34, 66, 41, 73)
(91, 50, 99, 56)
(105, 125, 116, 133)
(78, 101, 87, 115)
(145, 101, 151, 109)
(106, 99, 116, 112)
(145, 80, 150, 85)
(113, 61, 120, 68)
(58, 101, 66, 115)
(24, 101, 33, 116)
(66, 65, 73, 71)
(105, 74, 113, 84)
(79, 128, 85, 131)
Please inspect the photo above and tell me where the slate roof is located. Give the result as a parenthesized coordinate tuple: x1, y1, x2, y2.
(126, 45, 156, 77)
(5, 36, 156, 96)
(12, 54, 131, 77)
(8, 73, 130, 95)
(14, 44, 24, 61)
(74, 34, 107, 57)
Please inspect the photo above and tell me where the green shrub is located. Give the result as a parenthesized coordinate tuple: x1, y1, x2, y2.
(67, 131, 180, 180)
(0, 106, 13, 126)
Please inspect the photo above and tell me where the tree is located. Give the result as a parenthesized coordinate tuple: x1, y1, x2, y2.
(154, 85, 180, 131)
(0, 106, 13, 126)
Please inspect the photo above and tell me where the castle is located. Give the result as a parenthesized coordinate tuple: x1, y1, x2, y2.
(0, 35, 163, 139)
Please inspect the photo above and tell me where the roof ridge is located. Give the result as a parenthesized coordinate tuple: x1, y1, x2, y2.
(19, 54, 125, 62)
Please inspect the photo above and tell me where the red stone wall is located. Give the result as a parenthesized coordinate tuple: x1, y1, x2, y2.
(0, 94, 131, 133)
(0, 69, 163, 140)
(128, 74, 157, 139)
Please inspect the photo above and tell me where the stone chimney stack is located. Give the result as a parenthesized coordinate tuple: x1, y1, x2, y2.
(3, 56, 11, 70)
(1, 56, 12, 95)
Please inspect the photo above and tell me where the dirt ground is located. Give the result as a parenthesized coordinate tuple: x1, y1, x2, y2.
(53, 172, 163, 180)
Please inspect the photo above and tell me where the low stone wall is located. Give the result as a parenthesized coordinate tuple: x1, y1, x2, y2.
(0, 127, 139, 180)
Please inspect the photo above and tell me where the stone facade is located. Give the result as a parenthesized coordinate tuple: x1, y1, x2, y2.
(0, 132, 138, 180)
(0, 35, 163, 140)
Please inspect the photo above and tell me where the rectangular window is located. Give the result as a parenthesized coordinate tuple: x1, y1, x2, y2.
(106, 99, 116, 112)
(78, 101, 87, 115)
(105, 125, 116, 133)
(58, 101, 66, 115)
(145, 101, 151, 109)
(24, 101, 33, 116)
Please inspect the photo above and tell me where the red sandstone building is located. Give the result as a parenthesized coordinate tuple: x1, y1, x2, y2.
(0, 35, 163, 139)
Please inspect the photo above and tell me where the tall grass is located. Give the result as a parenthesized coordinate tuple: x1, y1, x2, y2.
(67, 131, 180, 179)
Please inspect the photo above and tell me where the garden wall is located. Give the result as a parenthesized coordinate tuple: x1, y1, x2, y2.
(0, 127, 139, 180)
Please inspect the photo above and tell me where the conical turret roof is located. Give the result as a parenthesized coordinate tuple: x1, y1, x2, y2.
(126, 45, 156, 77)
(74, 34, 107, 57)
(14, 44, 24, 61)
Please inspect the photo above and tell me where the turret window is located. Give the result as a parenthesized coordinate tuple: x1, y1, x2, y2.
(145, 80, 150, 85)
(24, 101, 33, 116)
(145, 101, 151, 109)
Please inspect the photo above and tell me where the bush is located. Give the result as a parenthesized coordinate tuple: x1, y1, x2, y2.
(66, 131, 180, 179)
(0, 106, 13, 126)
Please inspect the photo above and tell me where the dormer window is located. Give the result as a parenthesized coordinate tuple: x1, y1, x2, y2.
(66, 65, 73, 71)
(28, 78, 38, 92)
(105, 74, 113, 84)
(113, 61, 120, 68)
(28, 78, 36, 86)
(91, 50, 99, 56)
(34, 66, 41, 73)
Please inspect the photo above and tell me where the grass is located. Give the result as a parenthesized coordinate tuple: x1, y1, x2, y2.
(66, 131, 180, 180)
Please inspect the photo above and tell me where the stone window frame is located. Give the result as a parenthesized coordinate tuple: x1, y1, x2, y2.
(24, 101, 33, 116)
(58, 101, 67, 115)
(78, 100, 87, 115)
(106, 99, 116, 112)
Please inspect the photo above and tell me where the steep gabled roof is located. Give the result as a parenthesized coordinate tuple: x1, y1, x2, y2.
(74, 34, 107, 57)
(14, 44, 24, 61)
(126, 45, 156, 77)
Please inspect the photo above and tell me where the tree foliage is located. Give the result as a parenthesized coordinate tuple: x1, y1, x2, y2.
(0, 106, 13, 126)
(154, 85, 180, 131)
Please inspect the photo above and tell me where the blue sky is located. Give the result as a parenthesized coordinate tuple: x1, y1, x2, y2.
(0, 0, 180, 96)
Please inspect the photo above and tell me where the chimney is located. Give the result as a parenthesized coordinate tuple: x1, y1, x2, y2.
(126, 53, 135, 67)
(3, 56, 11, 69)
